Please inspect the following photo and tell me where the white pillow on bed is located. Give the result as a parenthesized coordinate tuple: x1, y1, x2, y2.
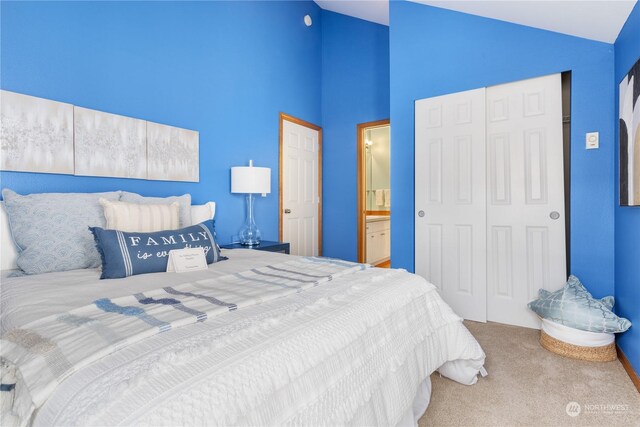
(0, 200, 216, 272)
(191, 201, 216, 225)
(100, 198, 180, 232)
(0, 202, 18, 271)
(120, 192, 192, 228)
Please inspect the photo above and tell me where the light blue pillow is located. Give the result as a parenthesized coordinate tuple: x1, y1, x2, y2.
(90, 219, 225, 279)
(537, 288, 615, 310)
(120, 192, 192, 227)
(2, 189, 121, 274)
(528, 276, 631, 333)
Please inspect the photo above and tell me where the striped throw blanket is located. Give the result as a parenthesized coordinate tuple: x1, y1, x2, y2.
(0, 257, 368, 427)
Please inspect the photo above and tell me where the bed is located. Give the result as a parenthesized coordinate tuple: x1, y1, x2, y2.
(0, 200, 485, 427)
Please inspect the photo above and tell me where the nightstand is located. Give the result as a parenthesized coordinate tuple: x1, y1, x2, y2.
(220, 241, 290, 254)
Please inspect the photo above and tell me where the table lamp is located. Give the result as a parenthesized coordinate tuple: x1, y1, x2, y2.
(231, 160, 271, 246)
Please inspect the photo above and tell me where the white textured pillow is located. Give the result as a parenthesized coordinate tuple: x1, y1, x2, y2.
(1, 202, 18, 271)
(190, 202, 216, 225)
(120, 192, 191, 227)
(100, 198, 180, 232)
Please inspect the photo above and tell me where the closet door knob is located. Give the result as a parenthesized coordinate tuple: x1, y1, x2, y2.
(284, 209, 292, 214)
(549, 211, 560, 220)
(418, 210, 425, 218)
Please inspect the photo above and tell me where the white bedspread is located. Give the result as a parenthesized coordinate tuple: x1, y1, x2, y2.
(1, 250, 485, 426)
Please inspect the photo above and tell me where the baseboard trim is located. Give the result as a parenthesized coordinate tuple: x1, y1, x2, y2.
(617, 345, 640, 393)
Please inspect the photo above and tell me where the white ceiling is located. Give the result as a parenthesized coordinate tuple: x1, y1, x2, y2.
(313, 0, 637, 43)
(315, 0, 391, 25)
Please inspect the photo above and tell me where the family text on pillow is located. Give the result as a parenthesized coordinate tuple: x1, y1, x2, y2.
(91, 219, 225, 279)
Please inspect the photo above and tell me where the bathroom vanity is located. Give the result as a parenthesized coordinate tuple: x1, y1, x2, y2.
(365, 215, 390, 266)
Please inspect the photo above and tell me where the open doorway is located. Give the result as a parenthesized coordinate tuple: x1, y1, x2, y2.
(357, 119, 390, 266)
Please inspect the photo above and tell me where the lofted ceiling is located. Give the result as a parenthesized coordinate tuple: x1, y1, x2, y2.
(313, 0, 637, 43)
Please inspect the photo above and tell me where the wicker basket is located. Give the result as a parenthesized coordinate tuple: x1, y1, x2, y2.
(540, 330, 617, 362)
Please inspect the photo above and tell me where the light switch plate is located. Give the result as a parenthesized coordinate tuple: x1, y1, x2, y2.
(586, 132, 599, 149)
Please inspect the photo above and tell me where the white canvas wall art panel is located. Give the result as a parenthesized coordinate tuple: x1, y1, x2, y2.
(619, 57, 640, 206)
(147, 121, 199, 182)
(0, 90, 74, 174)
(74, 107, 147, 179)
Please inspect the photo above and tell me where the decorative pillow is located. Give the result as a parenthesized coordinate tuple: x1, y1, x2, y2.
(120, 192, 192, 227)
(190, 202, 216, 225)
(528, 275, 631, 333)
(0, 202, 18, 271)
(537, 288, 615, 310)
(91, 219, 225, 279)
(1, 188, 121, 274)
(100, 198, 180, 232)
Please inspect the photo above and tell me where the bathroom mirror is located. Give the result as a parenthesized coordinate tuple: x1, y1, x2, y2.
(364, 126, 391, 211)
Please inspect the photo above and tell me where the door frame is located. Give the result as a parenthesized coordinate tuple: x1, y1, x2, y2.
(357, 119, 390, 263)
(279, 112, 323, 255)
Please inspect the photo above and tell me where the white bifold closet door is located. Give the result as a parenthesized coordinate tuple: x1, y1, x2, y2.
(415, 74, 566, 329)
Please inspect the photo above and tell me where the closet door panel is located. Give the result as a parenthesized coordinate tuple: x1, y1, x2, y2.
(486, 73, 566, 329)
(415, 88, 487, 322)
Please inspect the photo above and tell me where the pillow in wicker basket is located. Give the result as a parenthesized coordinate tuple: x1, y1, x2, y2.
(528, 275, 631, 334)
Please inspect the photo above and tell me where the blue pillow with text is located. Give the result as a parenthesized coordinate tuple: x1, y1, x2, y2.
(91, 220, 226, 279)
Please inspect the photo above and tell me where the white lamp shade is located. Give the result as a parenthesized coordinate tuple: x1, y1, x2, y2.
(231, 165, 271, 194)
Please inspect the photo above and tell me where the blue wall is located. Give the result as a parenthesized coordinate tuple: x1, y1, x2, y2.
(321, 11, 389, 261)
(614, 1, 640, 378)
(389, 1, 617, 297)
(2, 1, 631, 338)
(0, 0, 322, 244)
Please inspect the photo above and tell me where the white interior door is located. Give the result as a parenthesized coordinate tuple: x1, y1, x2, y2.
(281, 117, 320, 256)
(415, 88, 488, 322)
(486, 74, 566, 328)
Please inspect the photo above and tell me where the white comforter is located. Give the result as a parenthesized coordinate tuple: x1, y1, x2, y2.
(1, 250, 485, 426)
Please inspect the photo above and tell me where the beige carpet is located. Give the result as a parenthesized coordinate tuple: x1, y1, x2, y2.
(419, 321, 640, 426)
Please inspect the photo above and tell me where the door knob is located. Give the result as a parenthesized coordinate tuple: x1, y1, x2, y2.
(549, 211, 560, 220)
(418, 210, 425, 218)
(284, 208, 292, 214)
